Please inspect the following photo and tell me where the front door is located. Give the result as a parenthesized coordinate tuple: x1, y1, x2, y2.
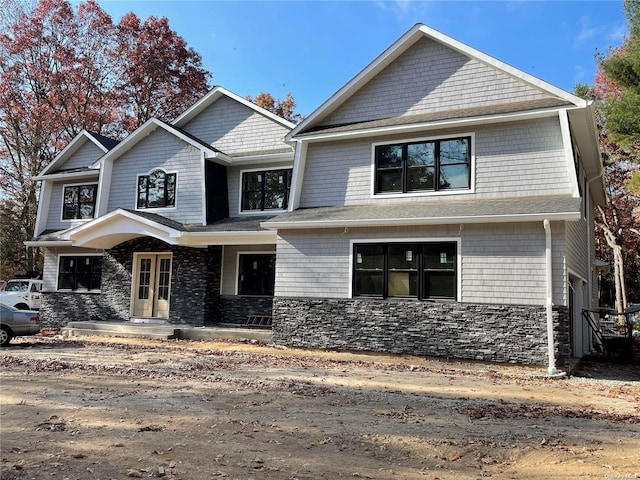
(133, 253, 172, 318)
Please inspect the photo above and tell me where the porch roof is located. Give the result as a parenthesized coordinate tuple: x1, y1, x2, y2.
(26, 210, 278, 249)
(262, 195, 582, 230)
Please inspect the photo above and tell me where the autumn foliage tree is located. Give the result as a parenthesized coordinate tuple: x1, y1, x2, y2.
(576, 0, 640, 308)
(0, 0, 210, 278)
(246, 92, 302, 124)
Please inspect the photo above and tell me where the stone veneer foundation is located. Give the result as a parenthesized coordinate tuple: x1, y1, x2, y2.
(272, 297, 570, 365)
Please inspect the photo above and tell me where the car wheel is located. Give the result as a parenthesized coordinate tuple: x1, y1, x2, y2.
(0, 326, 12, 347)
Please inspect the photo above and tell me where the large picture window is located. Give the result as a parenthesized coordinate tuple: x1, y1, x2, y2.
(353, 242, 457, 300)
(374, 136, 471, 194)
(238, 254, 275, 296)
(241, 169, 292, 212)
(137, 170, 176, 209)
(57, 256, 102, 291)
(63, 184, 97, 220)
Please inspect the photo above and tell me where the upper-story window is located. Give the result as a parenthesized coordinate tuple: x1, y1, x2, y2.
(241, 169, 292, 212)
(374, 136, 471, 194)
(63, 184, 97, 220)
(137, 169, 176, 209)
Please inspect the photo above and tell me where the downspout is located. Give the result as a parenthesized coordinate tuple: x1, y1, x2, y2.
(543, 220, 562, 376)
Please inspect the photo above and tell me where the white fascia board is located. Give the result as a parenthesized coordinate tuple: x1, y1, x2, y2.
(39, 130, 109, 176)
(287, 23, 585, 141)
(34, 169, 100, 181)
(262, 212, 582, 230)
(293, 107, 565, 143)
(558, 110, 580, 198)
(206, 150, 233, 164)
(179, 230, 277, 247)
(24, 240, 73, 247)
(288, 140, 307, 211)
(33, 180, 51, 236)
(89, 119, 220, 169)
(173, 86, 297, 130)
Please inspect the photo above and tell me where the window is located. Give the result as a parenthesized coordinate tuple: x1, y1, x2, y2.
(137, 170, 176, 209)
(241, 169, 292, 211)
(353, 242, 457, 300)
(238, 254, 275, 296)
(63, 184, 97, 220)
(58, 256, 102, 291)
(374, 136, 471, 194)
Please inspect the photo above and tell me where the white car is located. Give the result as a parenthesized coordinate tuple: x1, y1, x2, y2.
(0, 279, 43, 310)
(0, 303, 41, 346)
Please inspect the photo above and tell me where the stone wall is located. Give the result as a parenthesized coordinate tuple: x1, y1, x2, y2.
(39, 292, 116, 327)
(272, 297, 570, 365)
(40, 239, 223, 327)
(219, 296, 274, 325)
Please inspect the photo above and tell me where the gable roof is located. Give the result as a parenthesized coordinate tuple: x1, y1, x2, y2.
(90, 117, 231, 169)
(38, 130, 119, 177)
(287, 23, 588, 141)
(27, 208, 276, 249)
(172, 85, 297, 130)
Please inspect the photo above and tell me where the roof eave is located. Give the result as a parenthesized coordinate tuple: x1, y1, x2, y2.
(173, 86, 297, 130)
(34, 169, 100, 181)
(292, 106, 570, 143)
(262, 211, 582, 230)
(24, 240, 73, 247)
(287, 23, 586, 141)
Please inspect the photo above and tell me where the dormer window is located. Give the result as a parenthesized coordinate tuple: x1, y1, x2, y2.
(62, 184, 97, 220)
(374, 136, 471, 195)
(137, 169, 176, 209)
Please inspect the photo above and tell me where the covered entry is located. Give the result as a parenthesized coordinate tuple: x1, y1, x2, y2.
(132, 253, 172, 318)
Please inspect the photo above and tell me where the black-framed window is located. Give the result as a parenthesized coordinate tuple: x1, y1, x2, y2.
(57, 256, 102, 291)
(353, 242, 457, 300)
(375, 137, 471, 194)
(63, 184, 97, 220)
(238, 254, 275, 296)
(241, 169, 292, 211)
(137, 170, 176, 209)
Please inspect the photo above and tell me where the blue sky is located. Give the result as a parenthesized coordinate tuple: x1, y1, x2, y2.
(94, 0, 628, 116)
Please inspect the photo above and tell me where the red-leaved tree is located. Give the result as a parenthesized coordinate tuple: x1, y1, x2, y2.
(0, 0, 210, 278)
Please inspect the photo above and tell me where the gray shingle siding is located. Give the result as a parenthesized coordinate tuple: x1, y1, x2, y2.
(299, 117, 569, 208)
(53, 141, 103, 172)
(107, 128, 204, 225)
(180, 95, 291, 155)
(321, 37, 551, 127)
(275, 222, 565, 306)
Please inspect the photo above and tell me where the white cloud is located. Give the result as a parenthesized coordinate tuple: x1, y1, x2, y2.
(573, 15, 599, 49)
(374, 0, 431, 21)
(607, 22, 627, 45)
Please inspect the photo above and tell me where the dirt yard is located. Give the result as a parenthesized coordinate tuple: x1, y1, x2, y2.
(1, 335, 639, 480)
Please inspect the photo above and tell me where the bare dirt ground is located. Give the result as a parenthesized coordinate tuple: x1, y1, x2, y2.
(1, 335, 639, 480)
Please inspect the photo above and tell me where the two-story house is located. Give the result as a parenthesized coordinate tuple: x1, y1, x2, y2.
(28, 87, 296, 327)
(29, 24, 603, 370)
(262, 24, 604, 370)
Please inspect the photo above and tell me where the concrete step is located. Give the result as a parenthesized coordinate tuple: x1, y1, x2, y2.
(62, 322, 179, 340)
(61, 322, 272, 343)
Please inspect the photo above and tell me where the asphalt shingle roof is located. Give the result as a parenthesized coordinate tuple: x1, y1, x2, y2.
(262, 195, 582, 226)
(304, 98, 572, 136)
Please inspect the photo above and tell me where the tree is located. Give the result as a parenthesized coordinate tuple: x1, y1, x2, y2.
(0, 0, 211, 278)
(246, 92, 302, 124)
(574, 0, 640, 313)
(115, 13, 210, 131)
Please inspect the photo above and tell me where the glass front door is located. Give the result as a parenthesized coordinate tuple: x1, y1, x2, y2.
(133, 253, 171, 318)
